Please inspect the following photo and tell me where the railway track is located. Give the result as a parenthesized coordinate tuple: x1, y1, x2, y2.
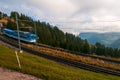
(0, 35, 120, 76)
(37, 43, 120, 64)
(1, 34, 120, 65)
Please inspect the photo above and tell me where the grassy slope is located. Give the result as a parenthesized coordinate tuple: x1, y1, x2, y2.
(23, 44, 120, 71)
(0, 43, 120, 80)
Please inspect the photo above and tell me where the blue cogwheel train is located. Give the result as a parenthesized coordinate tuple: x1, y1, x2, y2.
(2, 27, 37, 43)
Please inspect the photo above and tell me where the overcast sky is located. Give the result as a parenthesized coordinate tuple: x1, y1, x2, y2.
(1, 0, 120, 35)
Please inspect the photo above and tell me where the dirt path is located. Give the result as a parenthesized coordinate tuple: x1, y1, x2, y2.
(0, 67, 42, 80)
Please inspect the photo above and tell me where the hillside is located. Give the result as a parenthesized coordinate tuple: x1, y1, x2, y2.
(0, 43, 120, 80)
(79, 32, 120, 48)
(110, 38, 120, 48)
(1, 11, 120, 58)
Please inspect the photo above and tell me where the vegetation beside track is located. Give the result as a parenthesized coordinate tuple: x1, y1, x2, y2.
(0, 43, 120, 80)
(23, 43, 120, 71)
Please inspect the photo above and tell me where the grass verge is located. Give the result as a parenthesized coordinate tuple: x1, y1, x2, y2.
(23, 44, 120, 71)
(0, 43, 120, 80)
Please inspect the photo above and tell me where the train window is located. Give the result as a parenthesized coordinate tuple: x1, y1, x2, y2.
(32, 35, 36, 39)
(20, 35, 28, 38)
(5, 30, 13, 34)
(13, 32, 18, 36)
(18, 32, 29, 39)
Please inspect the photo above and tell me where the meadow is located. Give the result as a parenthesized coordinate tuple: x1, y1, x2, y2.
(0, 43, 120, 80)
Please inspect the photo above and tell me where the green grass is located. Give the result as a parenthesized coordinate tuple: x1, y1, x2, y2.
(0, 44, 120, 80)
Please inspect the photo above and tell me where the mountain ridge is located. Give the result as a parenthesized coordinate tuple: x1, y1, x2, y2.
(78, 32, 120, 48)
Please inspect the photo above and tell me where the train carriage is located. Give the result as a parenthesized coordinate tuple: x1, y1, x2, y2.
(2, 28, 37, 43)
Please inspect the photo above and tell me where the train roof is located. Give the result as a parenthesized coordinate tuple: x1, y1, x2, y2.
(4, 28, 36, 36)
(30, 34, 36, 36)
(3, 28, 14, 32)
(19, 31, 36, 36)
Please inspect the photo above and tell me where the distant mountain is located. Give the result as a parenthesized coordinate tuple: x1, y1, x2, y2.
(110, 39, 120, 48)
(78, 32, 120, 48)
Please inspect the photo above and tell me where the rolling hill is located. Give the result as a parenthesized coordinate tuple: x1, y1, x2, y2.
(78, 32, 120, 48)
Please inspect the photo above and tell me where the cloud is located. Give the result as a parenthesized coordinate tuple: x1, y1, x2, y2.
(1, 0, 120, 35)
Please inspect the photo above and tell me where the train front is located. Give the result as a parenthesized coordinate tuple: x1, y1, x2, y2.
(29, 33, 37, 43)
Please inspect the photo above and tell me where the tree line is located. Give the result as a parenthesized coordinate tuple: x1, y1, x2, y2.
(1, 11, 120, 58)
